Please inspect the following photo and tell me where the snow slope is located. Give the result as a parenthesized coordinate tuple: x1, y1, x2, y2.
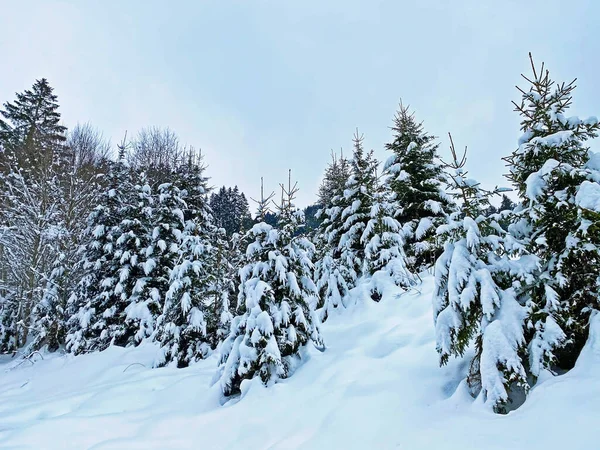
(1, 275, 599, 450)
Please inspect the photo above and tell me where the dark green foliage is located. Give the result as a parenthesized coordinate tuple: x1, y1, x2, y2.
(209, 185, 252, 235)
(504, 54, 600, 377)
(0, 78, 67, 173)
(383, 103, 451, 272)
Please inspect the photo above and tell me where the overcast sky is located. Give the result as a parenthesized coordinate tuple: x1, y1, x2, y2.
(1, 0, 598, 207)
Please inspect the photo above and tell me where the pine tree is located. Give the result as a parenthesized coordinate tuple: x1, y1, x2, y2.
(433, 135, 533, 412)
(217, 175, 324, 397)
(176, 150, 210, 222)
(504, 54, 600, 376)
(383, 103, 451, 272)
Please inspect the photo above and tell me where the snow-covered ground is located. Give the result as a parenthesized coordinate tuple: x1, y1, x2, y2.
(1, 275, 598, 450)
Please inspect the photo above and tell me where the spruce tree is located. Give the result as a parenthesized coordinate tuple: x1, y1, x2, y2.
(383, 103, 451, 272)
(317, 150, 351, 207)
(154, 160, 223, 367)
(336, 131, 379, 284)
(153, 219, 214, 367)
(433, 136, 533, 412)
(66, 155, 137, 354)
(217, 175, 323, 397)
(0, 78, 67, 172)
(361, 183, 414, 293)
(504, 55, 600, 375)
(128, 182, 183, 345)
(209, 185, 252, 235)
(313, 143, 363, 320)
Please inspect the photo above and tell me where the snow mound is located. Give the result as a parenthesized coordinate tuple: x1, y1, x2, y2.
(1, 276, 598, 449)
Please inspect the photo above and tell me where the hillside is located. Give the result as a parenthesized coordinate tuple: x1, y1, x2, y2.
(1, 275, 598, 450)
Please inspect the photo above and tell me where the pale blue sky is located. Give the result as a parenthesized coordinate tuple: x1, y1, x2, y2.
(1, 1, 598, 206)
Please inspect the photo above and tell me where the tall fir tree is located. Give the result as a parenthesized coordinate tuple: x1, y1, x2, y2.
(314, 139, 372, 320)
(317, 150, 351, 207)
(209, 185, 252, 235)
(383, 103, 451, 273)
(0, 78, 67, 173)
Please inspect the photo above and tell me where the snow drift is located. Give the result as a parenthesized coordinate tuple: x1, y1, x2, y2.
(0, 275, 598, 449)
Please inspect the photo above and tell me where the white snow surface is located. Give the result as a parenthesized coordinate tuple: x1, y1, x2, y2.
(1, 276, 599, 449)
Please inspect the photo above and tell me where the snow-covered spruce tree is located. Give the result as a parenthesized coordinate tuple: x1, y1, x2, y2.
(383, 103, 451, 273)
(153, 219, 214, 367)
(127, 181, 184, 346)
(209, 185, 252, 236)
(336, 131, 379, 284)
(206, 227, 237, 348)
(154, 159, 226, 368)
(504, 55, 600, 375)
(65, 153, 137, 354)
(433, 135, 535, 413)
(217, 175, 324, 397)
(176, 150, 210, 221)
(317, 150, 352, 207)
(314, 151, 352, 320)
(361, 182, 414, 295)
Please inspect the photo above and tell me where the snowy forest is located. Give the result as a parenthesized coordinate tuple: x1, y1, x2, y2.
(1, 53, 599, 422)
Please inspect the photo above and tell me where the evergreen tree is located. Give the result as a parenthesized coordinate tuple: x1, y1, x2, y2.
(302, 204, 322, 235)
(128, 182, 184, 345)
(217, 175, 323, 397)
(313, 138, 368, 321)
(317, 150, 351, 207)
(0, 78, 67, 173)
(66, 155, 137, 354)
(154, 160, 224, 367)
(209, 185, 252, 235)
(176, 151, 210, 222)
(504, 55, 600, 375)
(0, 79, 69, 353)
(361, 183, 414, 293)
(433, 136, 534, 412)
(153, 219, 214, 367)
(499, 194, 515, 212)
(383, 103, 451, 272)
(336, 131, 379, 284)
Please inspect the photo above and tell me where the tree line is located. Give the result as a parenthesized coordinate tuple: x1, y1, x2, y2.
(1, 54, 598, 413)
